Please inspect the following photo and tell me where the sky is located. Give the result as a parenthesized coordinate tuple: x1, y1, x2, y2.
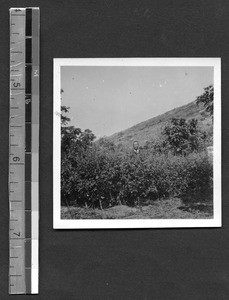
(61, 66, 213, 138)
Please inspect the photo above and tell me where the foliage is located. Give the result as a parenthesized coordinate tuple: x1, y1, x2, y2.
(162, 118, 207, 155)
(181, 154, 213, 204)
(196, 85, 214, 117)
(61, 105, 70, 125)
(61, 134, 213, 208)
(60, 89, 70, 125)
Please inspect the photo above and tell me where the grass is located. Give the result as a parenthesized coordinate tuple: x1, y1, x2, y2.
(109, 100, 212, 147)
(61, 198, 213, 220)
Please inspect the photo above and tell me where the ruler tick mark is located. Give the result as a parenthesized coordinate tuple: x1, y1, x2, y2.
(10, 200, 22, 202)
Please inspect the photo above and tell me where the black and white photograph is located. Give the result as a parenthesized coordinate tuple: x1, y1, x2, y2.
(53, 58, 221, 229)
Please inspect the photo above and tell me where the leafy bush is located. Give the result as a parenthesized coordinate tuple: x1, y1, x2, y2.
(61, 135, 213, 208)
(163, 118, 207, 155)
(175, 153, 213, 203)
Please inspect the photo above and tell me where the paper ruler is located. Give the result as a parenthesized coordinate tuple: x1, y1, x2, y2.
(9, 7, 39, 294)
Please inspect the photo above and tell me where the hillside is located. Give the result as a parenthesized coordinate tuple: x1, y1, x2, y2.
(108, 100, 212, 148)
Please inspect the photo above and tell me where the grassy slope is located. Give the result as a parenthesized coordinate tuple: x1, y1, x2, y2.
(61, 198, 213, 220)
(108, 100, 212, 147)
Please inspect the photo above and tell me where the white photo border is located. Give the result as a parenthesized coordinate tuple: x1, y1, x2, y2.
(53, 58, 221, 229)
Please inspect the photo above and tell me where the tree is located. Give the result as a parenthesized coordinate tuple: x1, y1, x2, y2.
(196, 85, 214, 117)
(60, 89, 96, 205)
(163, 118, 206, 155)
(60, 89, 70, 125)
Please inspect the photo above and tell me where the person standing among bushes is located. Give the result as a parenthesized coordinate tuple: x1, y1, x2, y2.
(133, 141, 140, 155)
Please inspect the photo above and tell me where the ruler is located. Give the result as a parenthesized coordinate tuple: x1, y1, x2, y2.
(9, 8, 39, 294)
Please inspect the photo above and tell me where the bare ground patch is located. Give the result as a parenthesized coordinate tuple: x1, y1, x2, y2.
(61, 198, 213, 220)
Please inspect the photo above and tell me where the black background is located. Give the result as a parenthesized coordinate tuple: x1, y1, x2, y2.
(0, 1, 229, 299)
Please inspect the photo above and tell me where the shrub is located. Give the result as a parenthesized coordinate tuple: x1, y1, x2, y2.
(176, 152, 213, 203)
(163, 118, 207, 155)
(61, 136, 213, 208)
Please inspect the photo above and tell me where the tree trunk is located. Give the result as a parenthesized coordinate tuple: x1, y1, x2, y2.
(117, 194, 122, 205)
(99, 199, 103, 210)
(109, 191, 114, 205)
(137, 197, 142, 211)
